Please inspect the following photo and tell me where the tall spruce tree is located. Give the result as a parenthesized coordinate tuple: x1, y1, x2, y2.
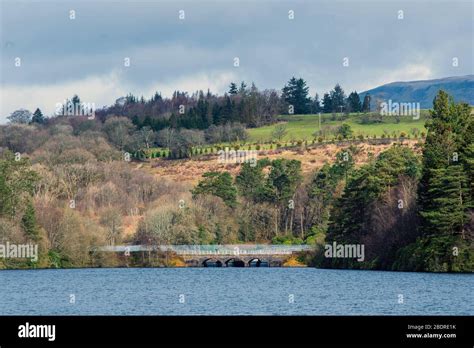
(31, 108, 45, 124)
(238, 81, 247, 95)
(282, 77, 311, 114)
(330, 84, 346, 112)
(312, 93, 322, 113)
(362, 93, 371, 112)
(418, 90, 473, 239)
(322, 93, 332, 113)
(228, 82, 238, 95)
(347, 91, 361, 112)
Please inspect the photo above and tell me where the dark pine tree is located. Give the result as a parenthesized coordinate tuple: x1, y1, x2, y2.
(322, 93, 332, 113)
(362, 93, 371, 112)
(31, 108, 45, 124)
(228, 82, 238, 95)
(239, 81, 247, 95)
(282, 77, 311, 114)
(347, 91, 361, 113)
(330, 84, 346, 112)
(418, 90, 472, 239)
(311, 93, 322, 113)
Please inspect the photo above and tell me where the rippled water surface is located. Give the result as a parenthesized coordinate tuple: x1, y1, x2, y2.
(0, 268, 472, 315)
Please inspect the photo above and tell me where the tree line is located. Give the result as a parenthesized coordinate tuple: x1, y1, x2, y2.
(7, 77, 371, 133)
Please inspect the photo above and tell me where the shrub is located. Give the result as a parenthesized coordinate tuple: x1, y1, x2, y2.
(272, 235, 304, 245)
(337, 123, 353, 139)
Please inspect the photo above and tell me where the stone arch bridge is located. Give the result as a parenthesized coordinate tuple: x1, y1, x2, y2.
(98, 244, 313, 267)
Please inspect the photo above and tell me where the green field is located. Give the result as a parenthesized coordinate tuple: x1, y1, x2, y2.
(248, 112, 428, 142)
(143, 112, 429, 159)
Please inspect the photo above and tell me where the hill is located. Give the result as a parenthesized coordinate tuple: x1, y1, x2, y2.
(360, 75, 474, 109)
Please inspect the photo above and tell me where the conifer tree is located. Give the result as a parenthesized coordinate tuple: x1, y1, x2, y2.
(21, 200, 39, 240)
(322, 93, 332, 113)
(418, 90, 472, 238)
(347, 91, 361, 112)
(31, 108, 45, 124)
(228, 82, 238, 95)
(362, 93, 371, 112)
(282, 77, 311, 114)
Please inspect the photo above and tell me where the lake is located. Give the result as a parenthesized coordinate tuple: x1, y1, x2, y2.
(0, 268, 472, 315)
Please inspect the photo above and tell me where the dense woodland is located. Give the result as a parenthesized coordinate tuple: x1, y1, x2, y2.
(0, 86, 472, 271)
(5, 78, 371, 160)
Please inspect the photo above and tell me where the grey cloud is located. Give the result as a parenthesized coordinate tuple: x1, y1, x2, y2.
(0, 0, 472, 120)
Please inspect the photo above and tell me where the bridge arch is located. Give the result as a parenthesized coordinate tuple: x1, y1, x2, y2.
(225, 258, 245, 267)
(202, 258, 223, 267)
(248, 258, 269, 267)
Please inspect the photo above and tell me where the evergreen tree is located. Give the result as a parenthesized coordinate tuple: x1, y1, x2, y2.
(421, 165, 468, 235)
(71, 94, 82, 115)
(465, 143, 474, 202)
(267, 159, 303, 204)
(71, 94, 81, 106)
(311, 93, 322, 113)
(418, 90, 472, 238)
(229, 82, 238, 95)
(347, 91, 361, 113)
(236, 159, 272, 202)
(152, 91, 162, 103)
(326, 146, 421, 264)
(131, 115, 141, 127)
(282, 77, 311, 114)
(362, 93, 371, 112)
(330, 84, 346, 112)
(239, 81, 247, 95)
(31, 108, 45, 124)
(21, 200, 39, 240)
(322, 93, 332, 113)
(192, 172, 237, 207)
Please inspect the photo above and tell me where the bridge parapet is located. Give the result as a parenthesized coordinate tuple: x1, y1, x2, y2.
(98, 244, 312, 254)
(95, 244, 314, 267)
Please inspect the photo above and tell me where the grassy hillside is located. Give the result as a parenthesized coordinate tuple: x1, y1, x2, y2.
(144, 111, 429, 159)
(248, 112, 428, 142)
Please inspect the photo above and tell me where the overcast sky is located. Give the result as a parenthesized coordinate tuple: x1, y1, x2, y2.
(0, 0, 472, 122)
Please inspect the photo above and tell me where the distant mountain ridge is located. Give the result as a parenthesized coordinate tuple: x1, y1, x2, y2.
(360, 75, 474, 109)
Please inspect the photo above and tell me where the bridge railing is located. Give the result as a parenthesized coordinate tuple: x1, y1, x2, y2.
(96, 244, 314, 255)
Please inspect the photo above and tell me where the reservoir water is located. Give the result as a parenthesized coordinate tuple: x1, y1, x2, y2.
(0, 268, 472, 315)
